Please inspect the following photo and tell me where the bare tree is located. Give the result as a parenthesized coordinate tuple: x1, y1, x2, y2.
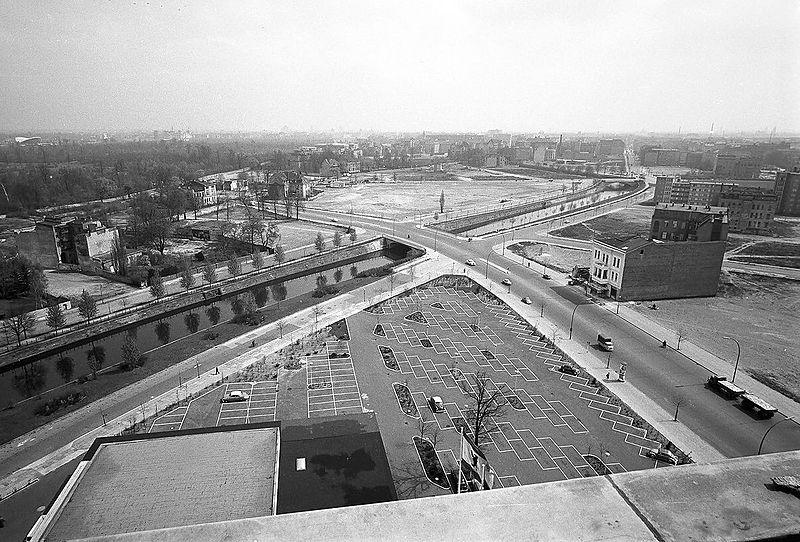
(110, 235, 128, 276)
(314, 231, 325, 253)
(274, 244, 286, 264)
(417, 410, 441, 449)
(5, 312, 37, 346)
(179, 259, 195, 292)
(77, 290, 98, 324)
(349, 229, 357, 243)
(45, 302, 66, 335)
(86, 345, 106, 379)
(227, 255, 242, 277)
(333, 230, 342, 249)
(28, 267, 49, 309)
(251, 248, 263, 270)
(121, 333, 141, 370)
(439, 190, 445, 213)
(149, 271, 165, 301)
(202, 260, 217, 284)
(461, 371, 507, 447)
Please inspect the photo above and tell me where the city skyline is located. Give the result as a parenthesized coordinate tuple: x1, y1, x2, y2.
(1, 0, 798, 133)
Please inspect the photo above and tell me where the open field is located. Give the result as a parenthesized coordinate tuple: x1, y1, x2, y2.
(507, 241, 590, 273)
(311, 172, 581, 220)
(629, 273, 800, 402)
(551, 205, 652, 242)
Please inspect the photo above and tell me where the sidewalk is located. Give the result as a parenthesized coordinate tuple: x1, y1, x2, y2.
(0, 250, 736, 499)
(493, 241, 800, 428)
(0, 254, 443, 498)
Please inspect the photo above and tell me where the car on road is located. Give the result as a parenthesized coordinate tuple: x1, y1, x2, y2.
(501, 278, 512, 286)
(542, 273, 551, 280)
(558, 364, 579, 376)
(521, 296, 532, 304)
(429, 396, 445, 413)
(221, 390, 249, 403)
(330, 218, 338, 222)
(645, 448, 678, 465)
(465, 259, 476, 266)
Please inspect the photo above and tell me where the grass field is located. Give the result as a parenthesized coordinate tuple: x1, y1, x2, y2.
(507, 241, 590, 273)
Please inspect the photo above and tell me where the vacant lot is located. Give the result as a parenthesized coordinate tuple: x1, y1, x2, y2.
(631, 273, 800, 402)
(507, 241, 590, 273)
(312, 176, 577, 220)
(551, 206, 652, 242)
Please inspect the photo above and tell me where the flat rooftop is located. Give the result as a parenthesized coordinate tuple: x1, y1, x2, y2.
(82, 451, 800, 542)
(43, 426, 278, 541)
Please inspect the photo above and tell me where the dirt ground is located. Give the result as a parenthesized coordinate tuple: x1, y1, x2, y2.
(312, 172, 580, 220)
(44, 270, 138, 301)
(507, 242, 590, 273)
(629, 273, 800, 402)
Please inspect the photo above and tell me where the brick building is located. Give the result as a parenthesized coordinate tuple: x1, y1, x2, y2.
(589, 205, 727, 301)
(718, 190, 777, 234)
(775, 169, 800, 216)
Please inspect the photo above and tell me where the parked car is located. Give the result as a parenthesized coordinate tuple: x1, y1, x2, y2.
(429, 396, 445, 413)
(501, 278, 512, 286)
(542, 273, 551, 280)
(521, 296, 532, 304)
(221, 390, 249, 403)
(558, 364, 579, 376)
(645, 448, 678, 465)
(465, 259, 476, 266)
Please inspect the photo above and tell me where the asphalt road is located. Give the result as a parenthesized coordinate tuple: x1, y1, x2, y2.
(301, 206, 800, 459)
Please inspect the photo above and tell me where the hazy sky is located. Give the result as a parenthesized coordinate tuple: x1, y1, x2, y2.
(1, 0, 798, 133)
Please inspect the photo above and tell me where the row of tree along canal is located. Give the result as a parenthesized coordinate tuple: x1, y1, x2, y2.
(0, 251, 399, 405)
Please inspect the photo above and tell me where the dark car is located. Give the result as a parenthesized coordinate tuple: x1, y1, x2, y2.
(558, 364, 579, 376)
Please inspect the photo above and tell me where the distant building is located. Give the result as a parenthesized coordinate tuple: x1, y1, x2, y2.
(17, 217, 120, 270)
(589, 204, 728, 300)
(320, 158, 341, 178)
(338, 159, 361, 175)
(484, 154, 507, 168)
(267, 171, 309, 200)
(714, 153, 760, 179)
(643, 148, 680, 167)
(595, 139, 625, 158)
(185, 180, 218, 207)
(650, 204, 728, 242)
(775, 169, 800, 216)
(718, 189, 777, 234)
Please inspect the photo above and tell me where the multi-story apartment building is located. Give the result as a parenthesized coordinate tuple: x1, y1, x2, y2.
(718, 190, 777, 234)
(589, 205, 728, 301)
(775, 169, 800, 216)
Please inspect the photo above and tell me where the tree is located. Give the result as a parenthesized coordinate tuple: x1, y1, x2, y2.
(202, 260, 217, 284)
(28, 267, 48, 309)
(45, 302, 66, 335)
(349, 230, 357, 243)
(263, 222, 280, 248)
(121, 333, 141, 370)
(461, 371, 507, 447)
(110, 234, 128, 276)
(227, 255, 242, 277)
(77, 290, 98, 324)
(314, 231, 325, 253)
(179, 261, 195, 292)
(56, 355, 74, 383)
(333, 231, 342, 249)
(5, 312, 36, 346)
(274, 244, 286, 264)
(440, 190, 445, 213)
(251, 249, 263, 270)
(149, 271, 165, 301)
(86, 345, 106, 379)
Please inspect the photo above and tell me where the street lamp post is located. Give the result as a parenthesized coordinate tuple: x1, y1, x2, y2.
(758, 416, 796, 455)
(501, 233, 505, 256)
(484, 251, 492, 279)
(569, 304, 580, 340)
(723, 336, 741, 383)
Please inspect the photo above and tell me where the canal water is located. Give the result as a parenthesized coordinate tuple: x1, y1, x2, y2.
(0, 253, 394, 405)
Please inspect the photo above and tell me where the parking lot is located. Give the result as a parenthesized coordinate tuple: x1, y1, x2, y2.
(347, 281, 663, 488)
(307, 340, 364, 417)
(149, 381, 277, 432)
